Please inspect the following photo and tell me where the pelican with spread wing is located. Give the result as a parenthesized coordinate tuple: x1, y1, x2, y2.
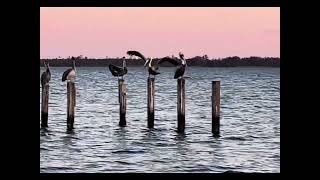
(158, 52, 187, 79)
(127, 50, 160, 78)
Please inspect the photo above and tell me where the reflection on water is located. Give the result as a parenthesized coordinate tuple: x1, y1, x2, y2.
(40, 67, 280, 173)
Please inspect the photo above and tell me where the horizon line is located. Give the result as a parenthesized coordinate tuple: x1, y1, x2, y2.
(40, 56, 280, 59)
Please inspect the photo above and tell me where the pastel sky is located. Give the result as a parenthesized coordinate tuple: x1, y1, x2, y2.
(40, 7, 280, 59)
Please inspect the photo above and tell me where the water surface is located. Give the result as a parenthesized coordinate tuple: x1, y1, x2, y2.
(40, 67, 280, 173)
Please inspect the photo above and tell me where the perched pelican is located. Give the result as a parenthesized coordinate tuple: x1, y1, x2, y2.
(144, 57, 161, 78)
(127, 50, 160, 78)
(41, 61, 51, 87)
(108, 56, 128, 79)
(158, 52, 187, 79)
(62, 59, 76, 82)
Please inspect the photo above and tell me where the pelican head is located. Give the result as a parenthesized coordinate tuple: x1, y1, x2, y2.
(179, 52, 187, 66)
(179, 52, 184, 60)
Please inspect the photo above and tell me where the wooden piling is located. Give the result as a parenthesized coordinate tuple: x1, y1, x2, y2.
(177, 78, 185, 133)
(41, 84, 49, 127)
(119, 79, 127, 126)
(212, 81, 221, 136)
(67, 82, 76, 130)
(147, 77, 155, 128)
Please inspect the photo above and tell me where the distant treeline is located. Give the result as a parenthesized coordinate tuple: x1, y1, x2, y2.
(40, 56, 280, 67)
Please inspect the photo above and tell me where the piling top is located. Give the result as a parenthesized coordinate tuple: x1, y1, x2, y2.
(178, 78, 185, 82)
(212, 81, 221, 86)
(121, 84, 126, 93)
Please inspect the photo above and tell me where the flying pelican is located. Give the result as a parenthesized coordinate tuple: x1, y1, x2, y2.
(108, 56, 128, 79)
(158, 52, 187, 79)
(62, 58, 76, 82)
(41, 61, 51, 87)
(127, 50, 160, 78)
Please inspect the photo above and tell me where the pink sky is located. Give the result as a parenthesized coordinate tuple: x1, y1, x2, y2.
(40, 7, 280, 59)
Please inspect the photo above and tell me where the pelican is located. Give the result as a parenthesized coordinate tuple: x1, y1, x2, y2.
(108, 56, 128, 79)
(127, 50, 160, 78)
(158, 52, 187, 79)
(62, 59, 76, 82)
(41, 61, 51, 87)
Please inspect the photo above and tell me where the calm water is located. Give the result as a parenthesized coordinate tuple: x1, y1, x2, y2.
(40, 67, 280, 173)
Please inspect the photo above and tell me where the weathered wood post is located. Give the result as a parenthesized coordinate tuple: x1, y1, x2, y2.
(147, 77, 155, 128)
(41, 84, 49, 127)
(212, 81, 221, 136)
(177, 78, 185, 133)
(67, 82, 76, 130)
(119, 79, 127, 126)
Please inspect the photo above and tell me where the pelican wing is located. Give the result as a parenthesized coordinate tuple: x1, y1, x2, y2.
(62, 68, 72, 82)
(127, 50, 147, 61)
(109, 64, 122, 76)
(41, 72, 45, 84)
(174, 66, 185, 79)
(158, 57, 181, 66)
(109, 64, 122, 71)
(109, 64, 126, 76)
(41, 72, 48, 86)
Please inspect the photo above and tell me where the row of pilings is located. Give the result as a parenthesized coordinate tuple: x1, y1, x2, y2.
(41, 78, 221, 136)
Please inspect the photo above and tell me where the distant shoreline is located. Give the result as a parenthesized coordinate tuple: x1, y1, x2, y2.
(40, 56, 280, 67)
